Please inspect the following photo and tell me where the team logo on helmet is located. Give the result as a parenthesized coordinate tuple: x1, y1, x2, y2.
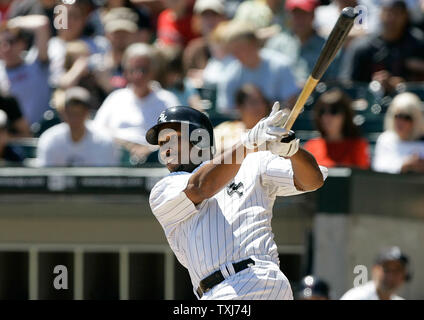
(158, 112, 167, 123)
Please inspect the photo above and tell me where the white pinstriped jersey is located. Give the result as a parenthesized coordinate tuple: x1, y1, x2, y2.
(149, 151, 328, 299)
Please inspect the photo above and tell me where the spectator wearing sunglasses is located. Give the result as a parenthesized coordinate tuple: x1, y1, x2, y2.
(373, 92, 424, 174)
(304, 88, 370, 169)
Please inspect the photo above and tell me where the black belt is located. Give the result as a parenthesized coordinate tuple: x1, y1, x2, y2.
(196, 258, 255, 298)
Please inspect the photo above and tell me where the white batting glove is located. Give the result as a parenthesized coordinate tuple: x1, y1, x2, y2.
(267, 130, 300, 158)
(241, 102, 287, 149)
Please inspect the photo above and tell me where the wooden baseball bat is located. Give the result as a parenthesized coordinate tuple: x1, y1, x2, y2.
(282, 7, 358, 132)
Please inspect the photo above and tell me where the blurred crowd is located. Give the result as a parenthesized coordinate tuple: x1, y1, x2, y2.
(0, 0, 423, 173)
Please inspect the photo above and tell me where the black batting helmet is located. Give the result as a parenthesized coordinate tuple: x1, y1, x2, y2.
(146, 106, 215, 149)
(296, 275, 330, 300)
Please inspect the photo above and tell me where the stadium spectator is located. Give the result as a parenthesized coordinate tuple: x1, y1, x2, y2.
(295, 275, 330, 300)
(0, 14, 51, 127)
(157, 47, 202, 110)
(97, 0, 152, 42)
(0, 94, 30, 136)
(58, 40, 111, 110)
(37, 86, 120, 167)
(182, 0, 228, 88)
(156, 0, 200, 49)
(341, 246, 410, 300)
(373, 92, 424, 174)
(216, 21, 299, 115)
(48, 1, 110, 87)
(232, 0, 279, 36)
(101, 7, 140, 90)
(193, 0, 227, 36)
(0, 109, 24, 163)
(304, 88, 371, 169)
(266, 0, 339, 85)
(201, 21, 234, 88)
(261, 0, 289, 29)
(214, 84, 271, 153)
(340, 0, 424, 92)
(93, 43, 179, 158)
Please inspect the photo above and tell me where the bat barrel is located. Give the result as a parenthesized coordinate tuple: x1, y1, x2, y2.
(311, 7, 357, 80)
(281, 7, 358, 133)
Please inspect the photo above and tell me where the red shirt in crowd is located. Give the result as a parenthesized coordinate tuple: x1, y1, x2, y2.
(157, 9, 199, 47)
(304, 137, 371, 169)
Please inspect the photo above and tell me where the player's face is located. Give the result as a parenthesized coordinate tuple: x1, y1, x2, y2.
(158, 124, 194, 172)
(374, 261, 407, 293)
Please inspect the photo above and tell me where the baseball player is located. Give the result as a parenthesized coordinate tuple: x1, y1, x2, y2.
(147, 104, 328, 300)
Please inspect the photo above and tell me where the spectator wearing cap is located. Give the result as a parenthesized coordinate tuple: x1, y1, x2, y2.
(194, 0, 227, 36)
(341, 246, 410, 300)
(216, 21, 299, 115)
(295, 275, 330, 300)
(93, 43, 179, 158)
(340, 0, 424, 92)
(101, 7, 141, 90)
(0, 109, 25, 164)
(266, 0, 340, 85)
(36, 86, 120, 167)
(156, 0, 200, 49)
(182, 0, 229, 87)
(372, 92, 424, 174)
(97, 0, 152, 42)
(0, 14, 51, 127)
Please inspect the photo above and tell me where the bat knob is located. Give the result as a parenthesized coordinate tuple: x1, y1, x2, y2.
(280, 130, 296, 143)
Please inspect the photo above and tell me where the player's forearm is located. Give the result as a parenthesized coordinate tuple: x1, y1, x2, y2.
(185, 142, 251, 204)
(290, 148, 324, 191)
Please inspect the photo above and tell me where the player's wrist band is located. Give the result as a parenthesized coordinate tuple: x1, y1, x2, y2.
(196, 258, 255, 298)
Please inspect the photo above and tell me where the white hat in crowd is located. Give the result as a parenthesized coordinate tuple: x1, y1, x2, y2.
(194, 0, 226, 15)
